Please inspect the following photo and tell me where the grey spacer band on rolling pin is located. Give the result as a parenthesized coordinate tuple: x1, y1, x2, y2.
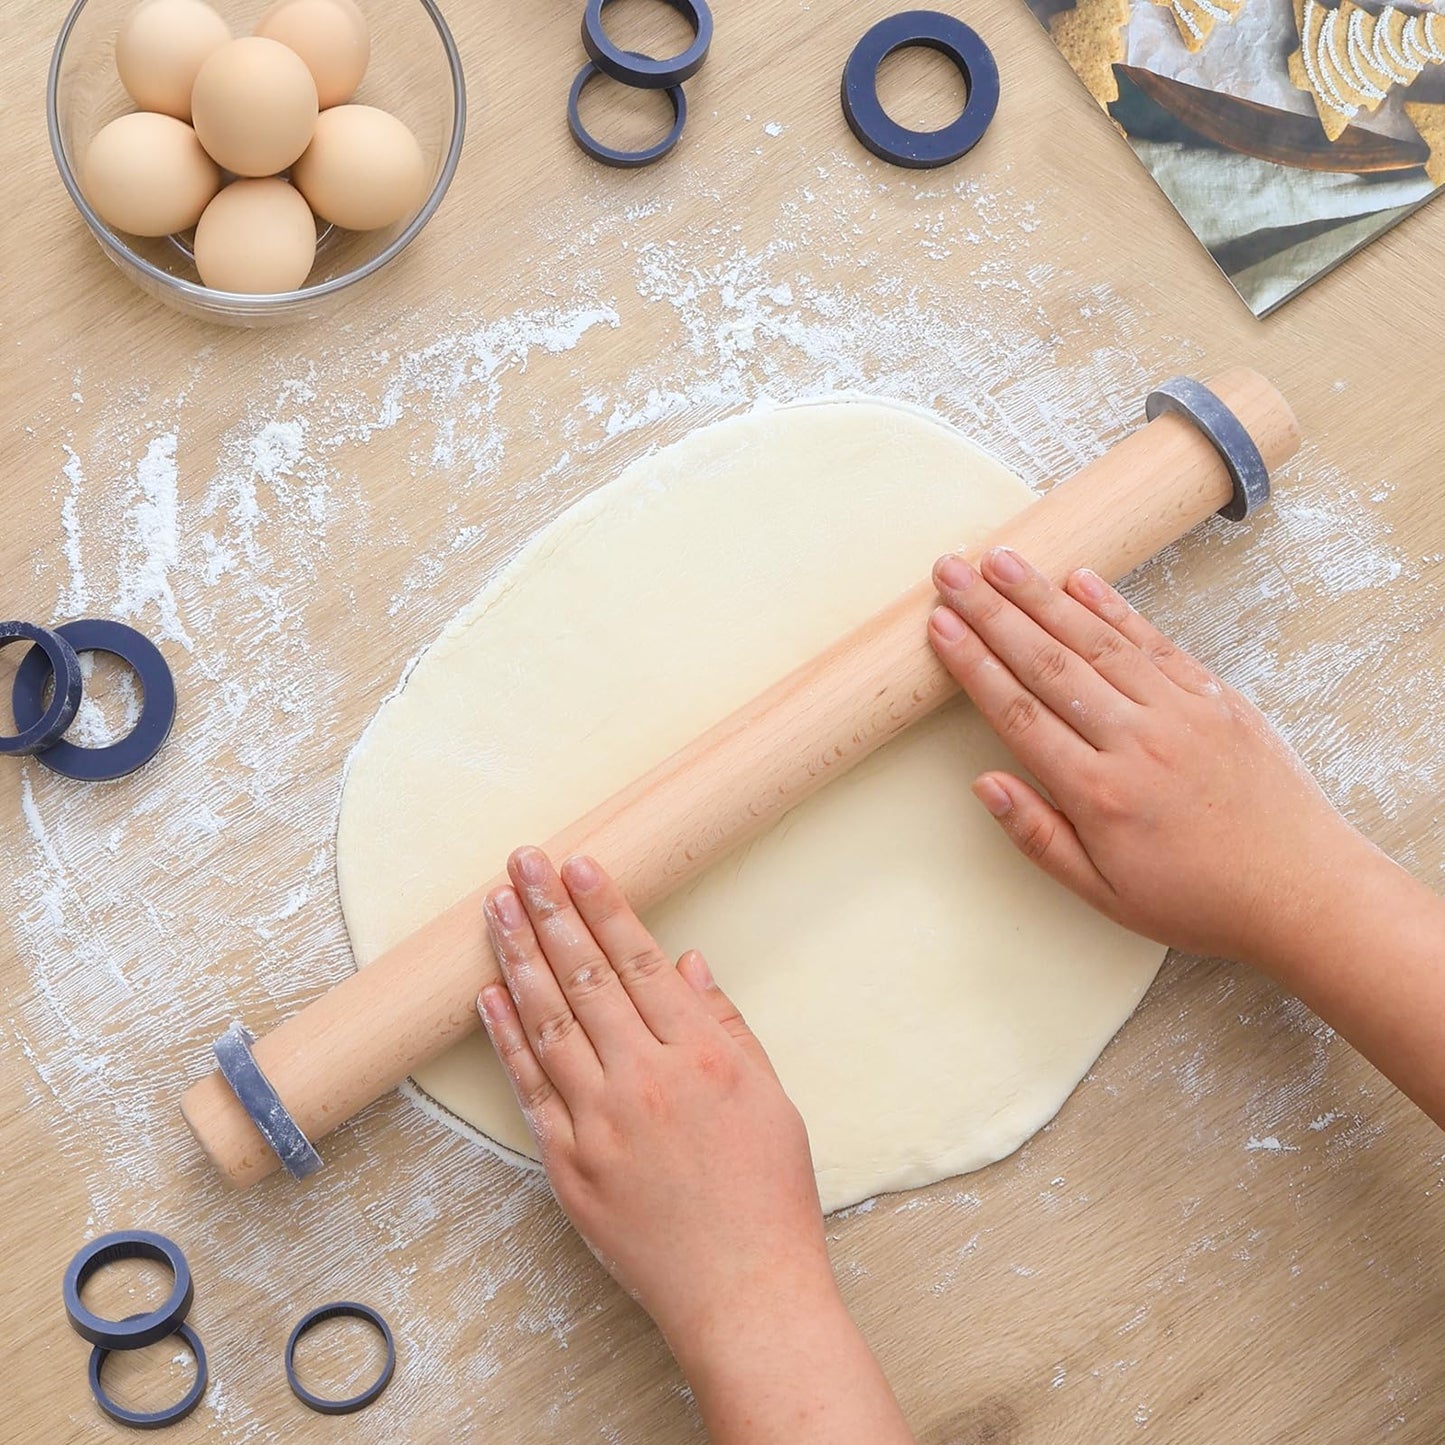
(1145, 376, 1271, 522)
(212, 1023, 323, 1180)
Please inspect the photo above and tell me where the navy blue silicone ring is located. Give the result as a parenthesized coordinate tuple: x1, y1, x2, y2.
(582, 0, 712, 89)
(0, 622, 83, 756)
(1145, 376, 1272, 522)
(10, 619, 175, 781)
(842, 11, 1000, 169)
(286, 1302, 396, 1415)
(89, 1320, 208, 1430)
(64, 1231, 195, 1351)
(569, 59, 687, 168)
(212, 1024, 324, 1181)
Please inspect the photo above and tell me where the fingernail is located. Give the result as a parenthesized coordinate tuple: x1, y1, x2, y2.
(685, 951, 714, 988)
(479, 984, 509, 1026)
(562, 855, 600, 891)
(1073, 568, 1107, 601)
(930, 606, 968, 642)
(986, 547, 1027, 584)
(936, 555, 974, 591)
(974, 777, 1013, 816)
(488, 886, 526, 929)
(513, 847, 548, 885)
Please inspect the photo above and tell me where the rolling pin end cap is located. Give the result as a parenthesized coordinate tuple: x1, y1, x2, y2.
(211, 1023, 324, 1182)
(1145, 376, 1272, 522)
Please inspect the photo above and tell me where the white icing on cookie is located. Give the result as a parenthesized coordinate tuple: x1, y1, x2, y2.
(1368, 6, 1414, 85)
(1378, 8, 1421, 78)
(1343, 7, 1388, 102)
(1302, 0, 1358, 120)
(1426, 14, 1445, 65)
(1401, 13, 1445, 67)
(1172, 0, 1204, 42)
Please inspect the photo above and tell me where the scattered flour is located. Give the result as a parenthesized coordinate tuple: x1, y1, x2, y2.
(112, 432, 193, 650)
(1245, 1135, 1298, 1153)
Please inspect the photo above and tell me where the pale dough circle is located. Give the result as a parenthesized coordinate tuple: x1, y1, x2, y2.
(336, 399, 1167, 1213)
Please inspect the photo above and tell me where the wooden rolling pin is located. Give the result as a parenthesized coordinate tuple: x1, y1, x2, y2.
(182, 368, 1300, 1188)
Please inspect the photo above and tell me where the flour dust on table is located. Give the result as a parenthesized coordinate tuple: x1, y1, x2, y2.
(336, 399, 1168, 1214)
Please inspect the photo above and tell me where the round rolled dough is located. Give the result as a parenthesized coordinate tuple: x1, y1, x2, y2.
(336, 399, 1167, 1213)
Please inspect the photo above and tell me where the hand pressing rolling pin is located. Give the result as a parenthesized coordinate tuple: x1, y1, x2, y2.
(476, 548, 1445, 1445)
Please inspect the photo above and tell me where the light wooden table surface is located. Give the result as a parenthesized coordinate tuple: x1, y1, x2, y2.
(3, 0, 1443, 1440)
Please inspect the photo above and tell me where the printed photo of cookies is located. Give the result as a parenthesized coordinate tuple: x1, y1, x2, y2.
(1025, 0, 1445, 315)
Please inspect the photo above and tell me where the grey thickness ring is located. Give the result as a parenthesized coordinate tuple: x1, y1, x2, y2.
(212, 1023, 323, 1180)
(1144, 375, 1271, 522)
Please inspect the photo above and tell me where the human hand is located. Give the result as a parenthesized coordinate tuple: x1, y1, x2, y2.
(479, 851, 914, 1443)
(926, 548, 1373, 973)
(477, 848, 832, 1350)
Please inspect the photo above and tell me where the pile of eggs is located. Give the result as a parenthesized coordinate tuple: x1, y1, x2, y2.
(83, 0, 427, 294)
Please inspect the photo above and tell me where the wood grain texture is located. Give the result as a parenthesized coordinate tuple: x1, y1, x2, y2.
(3, 1, 1443, 1441)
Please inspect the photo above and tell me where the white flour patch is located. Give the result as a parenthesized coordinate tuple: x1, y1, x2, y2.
(114, 432, 194, 650)
(58, 446, 89, 617)
(1245, 1135, 1298, 1153)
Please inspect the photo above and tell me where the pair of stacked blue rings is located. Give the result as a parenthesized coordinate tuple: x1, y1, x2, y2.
(63, 1231, 208, 1428)
(842, 11, 1000, 169)
(0, 618, 175, 780)
(569, 0, 713, 168)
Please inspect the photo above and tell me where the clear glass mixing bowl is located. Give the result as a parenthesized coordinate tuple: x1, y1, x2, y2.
(47, 0, 466, 326)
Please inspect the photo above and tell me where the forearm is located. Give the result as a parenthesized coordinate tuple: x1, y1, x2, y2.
(667, 1272, 914, 1445)
(1249, 838, 1445, 1128)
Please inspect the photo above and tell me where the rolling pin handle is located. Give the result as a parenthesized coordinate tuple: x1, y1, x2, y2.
(1145, 376, 1272, 522)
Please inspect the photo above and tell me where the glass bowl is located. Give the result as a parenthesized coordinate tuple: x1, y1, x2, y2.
(47, 0, 466, 327)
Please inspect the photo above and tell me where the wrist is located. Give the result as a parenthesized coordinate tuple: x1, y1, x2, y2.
(1242, 829, 1419, 986)
(661, 1251, 844, 1378)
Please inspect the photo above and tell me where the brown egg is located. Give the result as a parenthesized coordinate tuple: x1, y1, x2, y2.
(254, 0, 370, 110)
(115, 0, 231, 121)
(291, 105, 427, 231)
(194, 178, 318, 293)
(83, 112, 221, 237)
(190, 36, 319, 176)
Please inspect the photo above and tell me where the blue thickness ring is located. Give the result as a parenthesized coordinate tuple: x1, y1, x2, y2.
(0, 621, 83, 756)
(89, 1320, 208, 1430)
(213, 1023, 324, 1181)
(582, 0, 713, 89)
(63, 1231, 195, 1351)
(569, 59, 687, 168)
(842, 11, 1000, 169)
(286, 1302, 396, 1415)
(1145, 376, 1272, 522)
(11, 619, 176, 781)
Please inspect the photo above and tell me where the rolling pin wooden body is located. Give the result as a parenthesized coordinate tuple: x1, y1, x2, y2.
(182, 368, 1300, 1187)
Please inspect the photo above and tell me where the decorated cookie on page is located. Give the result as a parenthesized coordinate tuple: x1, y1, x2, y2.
(1336, 1, 1396, 114)
(1290, 0, 1445, 144)
(1048, 0, 1130, 109)
(1290, 0, 1364, 142)
(1401, 9, 1445, 70)
(1151, 0, 1246, 56)
(1368, 4, 1444, 86)
(1405, 101, 1445, 186)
